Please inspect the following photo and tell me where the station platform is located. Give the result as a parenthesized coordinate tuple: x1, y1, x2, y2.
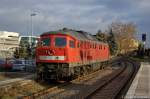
(125, 62, 150, 99)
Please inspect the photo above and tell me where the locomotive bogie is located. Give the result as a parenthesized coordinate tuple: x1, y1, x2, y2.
(36, 61, 108, 81)
(36, 63, 71, 80)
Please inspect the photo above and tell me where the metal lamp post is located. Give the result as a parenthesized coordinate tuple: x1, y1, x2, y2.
(29, 13, 37, 60)
(30, 13, 36, 48)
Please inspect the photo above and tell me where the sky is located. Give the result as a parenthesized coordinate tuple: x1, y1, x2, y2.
(0, 0, 149, 47)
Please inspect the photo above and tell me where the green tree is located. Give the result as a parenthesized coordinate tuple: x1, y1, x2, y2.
(14, 40, 30, 59)
(96, 30, 108, 42)
(107, 29, 118, 55)
(14, 48, 20, 58)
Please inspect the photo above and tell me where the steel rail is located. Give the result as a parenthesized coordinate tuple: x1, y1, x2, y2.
(85, 59, 139, 99)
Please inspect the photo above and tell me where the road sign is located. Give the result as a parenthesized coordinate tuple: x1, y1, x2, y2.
(142, 33, 146, 41)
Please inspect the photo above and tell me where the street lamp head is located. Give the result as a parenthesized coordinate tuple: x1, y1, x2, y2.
(31, 13, 36, 16)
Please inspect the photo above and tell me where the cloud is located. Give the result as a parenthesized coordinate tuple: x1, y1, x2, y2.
(0, 0, 150, 47)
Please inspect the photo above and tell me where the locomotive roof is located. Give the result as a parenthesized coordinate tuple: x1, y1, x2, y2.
(41, 29, 108, 45)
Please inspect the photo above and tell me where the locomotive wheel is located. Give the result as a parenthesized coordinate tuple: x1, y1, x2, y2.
(80, 67, 84, 75)
(36, 72, 44, 82)
(86, 65, 92, 73)
(81, 66, 88, 75)
(65, 76, 74, 82)
(74, 67, 80, 77)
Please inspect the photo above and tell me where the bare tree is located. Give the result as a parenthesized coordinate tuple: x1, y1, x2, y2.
(110, 21, 137, 54)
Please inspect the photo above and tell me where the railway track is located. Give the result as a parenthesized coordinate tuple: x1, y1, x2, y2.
(84, 59, 139, 99)
(23, 69, 110, 99)
(36, 59, 138, 99)
(22, 60, 121, 99)
(1, 57, 137, 99)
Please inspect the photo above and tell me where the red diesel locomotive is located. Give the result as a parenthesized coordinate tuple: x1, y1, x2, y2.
(36, 28, 110, 81)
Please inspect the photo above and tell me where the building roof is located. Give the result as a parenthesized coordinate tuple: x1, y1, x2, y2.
(0, 31, 19, 38)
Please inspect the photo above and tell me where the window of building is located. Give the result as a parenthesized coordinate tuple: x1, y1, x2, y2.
(55, 37, 66, 47)
(69, 40, 75, 48)
(41, 38, 50, 46)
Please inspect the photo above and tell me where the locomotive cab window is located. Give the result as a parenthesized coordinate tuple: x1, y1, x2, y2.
(69, 40, 75, 48)
(41, 38, 50, 46)
(55, 37, 66, 47)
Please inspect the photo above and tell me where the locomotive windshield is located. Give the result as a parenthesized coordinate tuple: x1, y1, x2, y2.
(41, 38, 50, 46)
(55, 37, 66, 47)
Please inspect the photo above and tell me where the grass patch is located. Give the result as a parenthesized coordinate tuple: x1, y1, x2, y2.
(0, 80, 52, 99)
(0, 75, 6, 81)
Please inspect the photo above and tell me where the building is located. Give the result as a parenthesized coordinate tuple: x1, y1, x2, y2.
(0, 31, 20, 58)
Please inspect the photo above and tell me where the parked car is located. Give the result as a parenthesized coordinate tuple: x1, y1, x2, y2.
(12, 60, 26, 71)
(24, 60, 36, 72)
(12, 59, 36, 72)
(0, 59, 13, 70)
